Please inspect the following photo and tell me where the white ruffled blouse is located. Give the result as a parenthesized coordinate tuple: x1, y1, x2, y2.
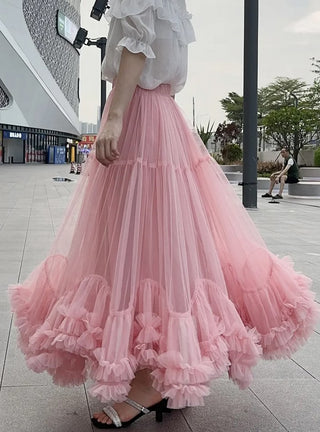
(101, 0, 195, 94)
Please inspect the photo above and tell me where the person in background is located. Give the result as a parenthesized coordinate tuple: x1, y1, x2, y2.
(262, 147, 299, 199)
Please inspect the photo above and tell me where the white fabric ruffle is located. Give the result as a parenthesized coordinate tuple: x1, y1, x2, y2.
(117, 36, 156, 59)
(106, 0, 195, 46)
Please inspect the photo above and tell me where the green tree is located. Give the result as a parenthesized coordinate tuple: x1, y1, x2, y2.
(222, 75, 320, 159)
(308, 57, 320, 146)
(311, 57, 320, 79)
(258, 77, 307, 114)
(259, 77, 320, 160)
(263, 106, 320, 161)
(308, 58, 320, 111)
(220, 79, 307, 127)
(220, 92, 244, 127)
(257, 87, 270, 121)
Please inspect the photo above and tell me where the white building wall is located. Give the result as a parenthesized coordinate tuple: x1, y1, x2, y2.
(0, 0, 81, 136)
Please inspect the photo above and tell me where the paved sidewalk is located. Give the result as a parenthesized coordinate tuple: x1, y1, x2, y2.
(0, 164, 319, 432)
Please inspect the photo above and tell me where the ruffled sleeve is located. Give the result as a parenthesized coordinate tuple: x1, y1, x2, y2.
(102, 0, 195, 94)
(108, 1, 157, 59)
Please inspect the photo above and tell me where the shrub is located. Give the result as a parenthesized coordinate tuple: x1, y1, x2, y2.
(210, 152, 224, 164)
(221, 144, 243, 164)
(314, 147, 320, 167)
(257, 160, 282, 176)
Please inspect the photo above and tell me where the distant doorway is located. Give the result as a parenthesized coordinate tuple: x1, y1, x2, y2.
(3, 138, 25, 163)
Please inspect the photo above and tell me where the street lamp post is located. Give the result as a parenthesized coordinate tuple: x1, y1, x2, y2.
(85, 37, 107, 118)
(74, 30, 107, 119)
(290, 92, 299, 160)
(242, 0, 259, 208)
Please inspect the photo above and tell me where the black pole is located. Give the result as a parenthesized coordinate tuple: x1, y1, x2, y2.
(85, 37, 107, 119)
(242, 0, 259, 208)
(97, 37, 107, 119)
(290, 93, 299, 160)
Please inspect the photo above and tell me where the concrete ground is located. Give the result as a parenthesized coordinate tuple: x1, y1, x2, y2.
(0, 163, 319, 432)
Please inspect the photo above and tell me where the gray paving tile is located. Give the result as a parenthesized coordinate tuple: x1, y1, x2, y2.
(250, 379, 320, 432)
(13, 201, 33, 209)
(0, 260, 22, 274)
(19, 266, 37, 282)
(24, 243, 53, 255)
(0, 242, 25, 252)
(0, 385, 93, 432)
(252, 356, 311, 380)
(119, 408, 188, 432)
(2, 215, 30, 223)
(0, 290, 11, 313)
(30, 208, 51, 214)
(21, 255, 48, 267)
(0, 228, 27, 236)
(28, 225, 54, 233)
(28, 218, 52, 227)
(25, 231, 54, 241)
(53, 221, 64, 229)
(49, 208, 70, 217)
(291, 332, 320, 380)
(0, 251, 23, 262)
(2, 327, 52, 387)
(293, 262, 319, 279)
(0, 274, 19, 289)
(182, 380, 287, 432)
(0, 312, 12, 382)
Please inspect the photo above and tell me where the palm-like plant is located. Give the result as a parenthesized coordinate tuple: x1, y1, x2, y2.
(197, 121, 215, 148)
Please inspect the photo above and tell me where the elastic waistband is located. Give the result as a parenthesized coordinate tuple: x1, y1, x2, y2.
(136, 84, 171, 96)
(112, 80, 171, 96)
(137, 84, 171, 96)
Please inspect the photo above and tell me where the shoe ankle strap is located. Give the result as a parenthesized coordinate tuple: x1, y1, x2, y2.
(124, 398, 150, 414)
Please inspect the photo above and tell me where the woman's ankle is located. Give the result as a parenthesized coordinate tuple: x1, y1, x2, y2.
(132, 369, 154, 389)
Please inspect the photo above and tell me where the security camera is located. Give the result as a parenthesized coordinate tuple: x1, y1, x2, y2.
(73, 27, 88, 49)
(90, 0, 110, 21)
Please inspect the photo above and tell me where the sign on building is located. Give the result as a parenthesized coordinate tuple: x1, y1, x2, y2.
(56, 10, 79, 45)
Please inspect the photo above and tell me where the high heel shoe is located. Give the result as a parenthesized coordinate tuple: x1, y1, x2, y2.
(91, 397, 171, 429)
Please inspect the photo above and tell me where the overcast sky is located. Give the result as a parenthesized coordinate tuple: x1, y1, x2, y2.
(78, 0, 320, 127)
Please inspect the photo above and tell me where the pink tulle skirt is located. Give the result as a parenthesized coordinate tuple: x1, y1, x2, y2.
(10, 85, 319, 408)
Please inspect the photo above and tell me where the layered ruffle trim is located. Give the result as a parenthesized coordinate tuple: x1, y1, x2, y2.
(10, 266, 260, 407)
(117, 36, 156, 59)
(260, 262, 320, 359)
(9, 255, 319, 408)
(107, 0, 195, 46)
(235, 253, 320, 360)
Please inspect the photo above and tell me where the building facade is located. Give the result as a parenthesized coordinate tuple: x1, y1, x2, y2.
(0, 0, 82, 163)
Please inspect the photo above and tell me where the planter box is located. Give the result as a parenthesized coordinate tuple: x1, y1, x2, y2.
(220, 165, 243, 173)
(300, 167, 320, 178)
(288, 182, 320, 198)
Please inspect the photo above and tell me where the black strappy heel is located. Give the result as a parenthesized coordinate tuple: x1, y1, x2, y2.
(91, 398, 171, 429)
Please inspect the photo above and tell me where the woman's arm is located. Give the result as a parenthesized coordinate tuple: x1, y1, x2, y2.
(96, 48, 146, 166)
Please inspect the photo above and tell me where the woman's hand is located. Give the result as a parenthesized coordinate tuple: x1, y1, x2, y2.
(95, 49, 146, 167)
(95, 115, 122, 166)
